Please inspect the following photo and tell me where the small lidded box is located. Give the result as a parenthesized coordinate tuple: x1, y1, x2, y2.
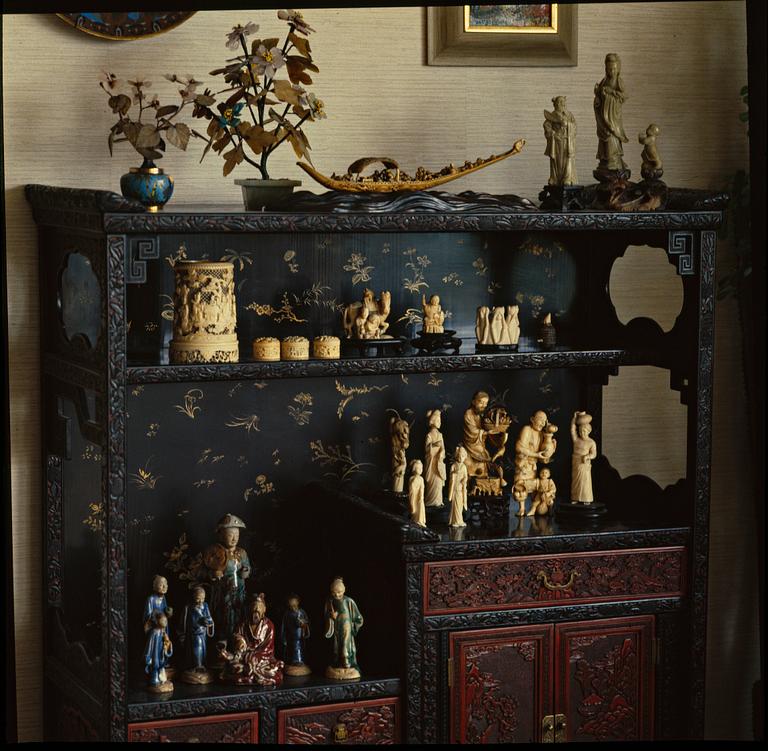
(281, 336, 310, 361)
(252, 337, 280, 361)
(313, 335, 341, 360)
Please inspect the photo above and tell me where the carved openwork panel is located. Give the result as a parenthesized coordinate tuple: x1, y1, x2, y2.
(449, 625, 552, 743)
(424, 547, 685, 615)
(277, 698, 400, 744)
(555, 615, 654, 742)
(128, 712, 258, 742)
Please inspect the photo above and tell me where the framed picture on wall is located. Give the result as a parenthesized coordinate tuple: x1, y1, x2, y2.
(427, 4, 578, 66)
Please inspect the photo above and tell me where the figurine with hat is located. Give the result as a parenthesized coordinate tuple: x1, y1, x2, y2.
(202, 513, 251, 649)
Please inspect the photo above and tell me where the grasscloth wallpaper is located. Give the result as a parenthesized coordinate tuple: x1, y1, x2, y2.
(2, 3, 758, 740)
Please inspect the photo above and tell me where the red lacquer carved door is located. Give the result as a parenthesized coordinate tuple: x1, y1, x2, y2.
(555, 616, 655, 742)
(449, 625, 553, 744)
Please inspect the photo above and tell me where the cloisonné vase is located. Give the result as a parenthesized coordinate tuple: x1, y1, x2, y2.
(120, 159, 174, 211)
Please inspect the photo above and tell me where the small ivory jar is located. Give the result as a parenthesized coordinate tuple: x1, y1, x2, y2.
(252, 337, 280, 361)
(313, 335, 341, 359)
(281, 336, 310, 361)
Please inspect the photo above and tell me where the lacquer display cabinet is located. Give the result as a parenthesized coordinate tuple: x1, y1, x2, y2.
(27, 184, 724, 743)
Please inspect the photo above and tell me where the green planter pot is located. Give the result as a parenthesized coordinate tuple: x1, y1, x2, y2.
(234, 178, 302, 211)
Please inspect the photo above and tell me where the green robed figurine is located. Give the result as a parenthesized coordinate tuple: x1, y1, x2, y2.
(324, 577, 364, 680)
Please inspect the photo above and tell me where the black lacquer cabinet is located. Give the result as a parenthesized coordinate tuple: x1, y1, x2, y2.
(27, 185, 723, 742)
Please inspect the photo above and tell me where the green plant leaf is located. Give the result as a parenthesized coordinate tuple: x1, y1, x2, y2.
(156, 104, 179, 118)
(135, 124, 161, 149)
(194, 94, 217, 106)
(166, 122, 190, 150)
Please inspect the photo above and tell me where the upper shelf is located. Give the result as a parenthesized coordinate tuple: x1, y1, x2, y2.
(127, 346, 663, 383)
(25, 185, 727, 234)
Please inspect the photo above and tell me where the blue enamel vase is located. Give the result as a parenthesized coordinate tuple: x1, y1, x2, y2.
(120, 159, 174, 211)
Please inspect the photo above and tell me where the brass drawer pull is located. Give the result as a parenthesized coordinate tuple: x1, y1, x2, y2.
(537, 570, 579, 591)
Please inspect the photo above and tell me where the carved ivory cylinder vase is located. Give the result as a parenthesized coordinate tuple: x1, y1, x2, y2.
(169, 261, 239, 364)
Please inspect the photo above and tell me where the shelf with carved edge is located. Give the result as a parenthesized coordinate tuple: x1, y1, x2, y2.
(126, 346, 666, 384)
(24, 185, 726, 235)
(126, 675, 400, 724)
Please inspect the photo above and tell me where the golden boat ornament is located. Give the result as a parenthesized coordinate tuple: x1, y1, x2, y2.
(296, 139, 525, 193)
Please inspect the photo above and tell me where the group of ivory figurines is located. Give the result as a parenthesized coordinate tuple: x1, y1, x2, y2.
(142, 514, 364, 693)
(390, 396, 598, 528)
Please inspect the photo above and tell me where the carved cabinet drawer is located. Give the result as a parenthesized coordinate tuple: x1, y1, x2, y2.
(277, 698, 401, 744)
(128, 712, 258, 743)
(424, 546, 686, 615)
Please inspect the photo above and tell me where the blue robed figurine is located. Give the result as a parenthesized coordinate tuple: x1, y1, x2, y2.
(180, 586, 215, 684)
(324, 577, 364, 680)
(281, 594, 311, 676)
(144, 611, 174, 693)
(143, 574, 173, 634)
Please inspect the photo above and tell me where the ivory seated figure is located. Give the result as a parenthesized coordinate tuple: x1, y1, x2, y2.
(422, 294, 446, 334)
(526, 467, 556, 517)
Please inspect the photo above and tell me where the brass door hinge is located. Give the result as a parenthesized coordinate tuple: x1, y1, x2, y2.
(653, 636, 662, 665)
(447, 657, 453, 688)
(542, 714, 554, 743)
(554, 714, 566, 743)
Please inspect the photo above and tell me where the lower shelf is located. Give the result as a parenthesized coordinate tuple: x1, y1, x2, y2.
(127, 674, 401, 724)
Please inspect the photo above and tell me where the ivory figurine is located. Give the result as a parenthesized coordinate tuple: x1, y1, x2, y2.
(539, 423, 558, 464)
(389, 412, 410, 494)
(447, 446, 469, 528)
(408, 459, 426, 528)
(476, 305, 520, 346)
(503, 305, 521, 345)
(462, 391, 511, 495)
(527, 467, 556, 516)
(570, 411, 597, 503)
(489, 306, 505, 344)
(475, 306, 492, 345)
(422, 294, 446, 334)
(424, 409, 446, 507)
(513, 410, 557, 505)
(342, 289, 392, 339)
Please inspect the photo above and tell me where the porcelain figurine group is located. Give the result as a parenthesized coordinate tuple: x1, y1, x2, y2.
(389, 391, 599, 528)
(142, 514, 364, 692)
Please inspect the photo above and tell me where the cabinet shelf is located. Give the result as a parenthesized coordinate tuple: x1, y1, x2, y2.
(127, 346, 663, 384)
(127, 675, 401, 723)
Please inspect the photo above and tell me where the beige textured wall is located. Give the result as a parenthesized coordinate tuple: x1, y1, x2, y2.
(3, 3, 757, 741)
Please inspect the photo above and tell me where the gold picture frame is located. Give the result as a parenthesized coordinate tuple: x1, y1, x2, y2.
(427, 5, 577, 66)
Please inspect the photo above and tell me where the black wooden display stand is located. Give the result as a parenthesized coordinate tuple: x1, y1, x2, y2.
(26, 185, 725, 743)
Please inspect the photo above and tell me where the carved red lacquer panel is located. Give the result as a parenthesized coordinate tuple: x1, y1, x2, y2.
(424, 547, 685, 615)
(449, 625, 552, 744)
(277, 698, 400, 744)
(555, 616, 654, 742)
(127, 712, 258, 743)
